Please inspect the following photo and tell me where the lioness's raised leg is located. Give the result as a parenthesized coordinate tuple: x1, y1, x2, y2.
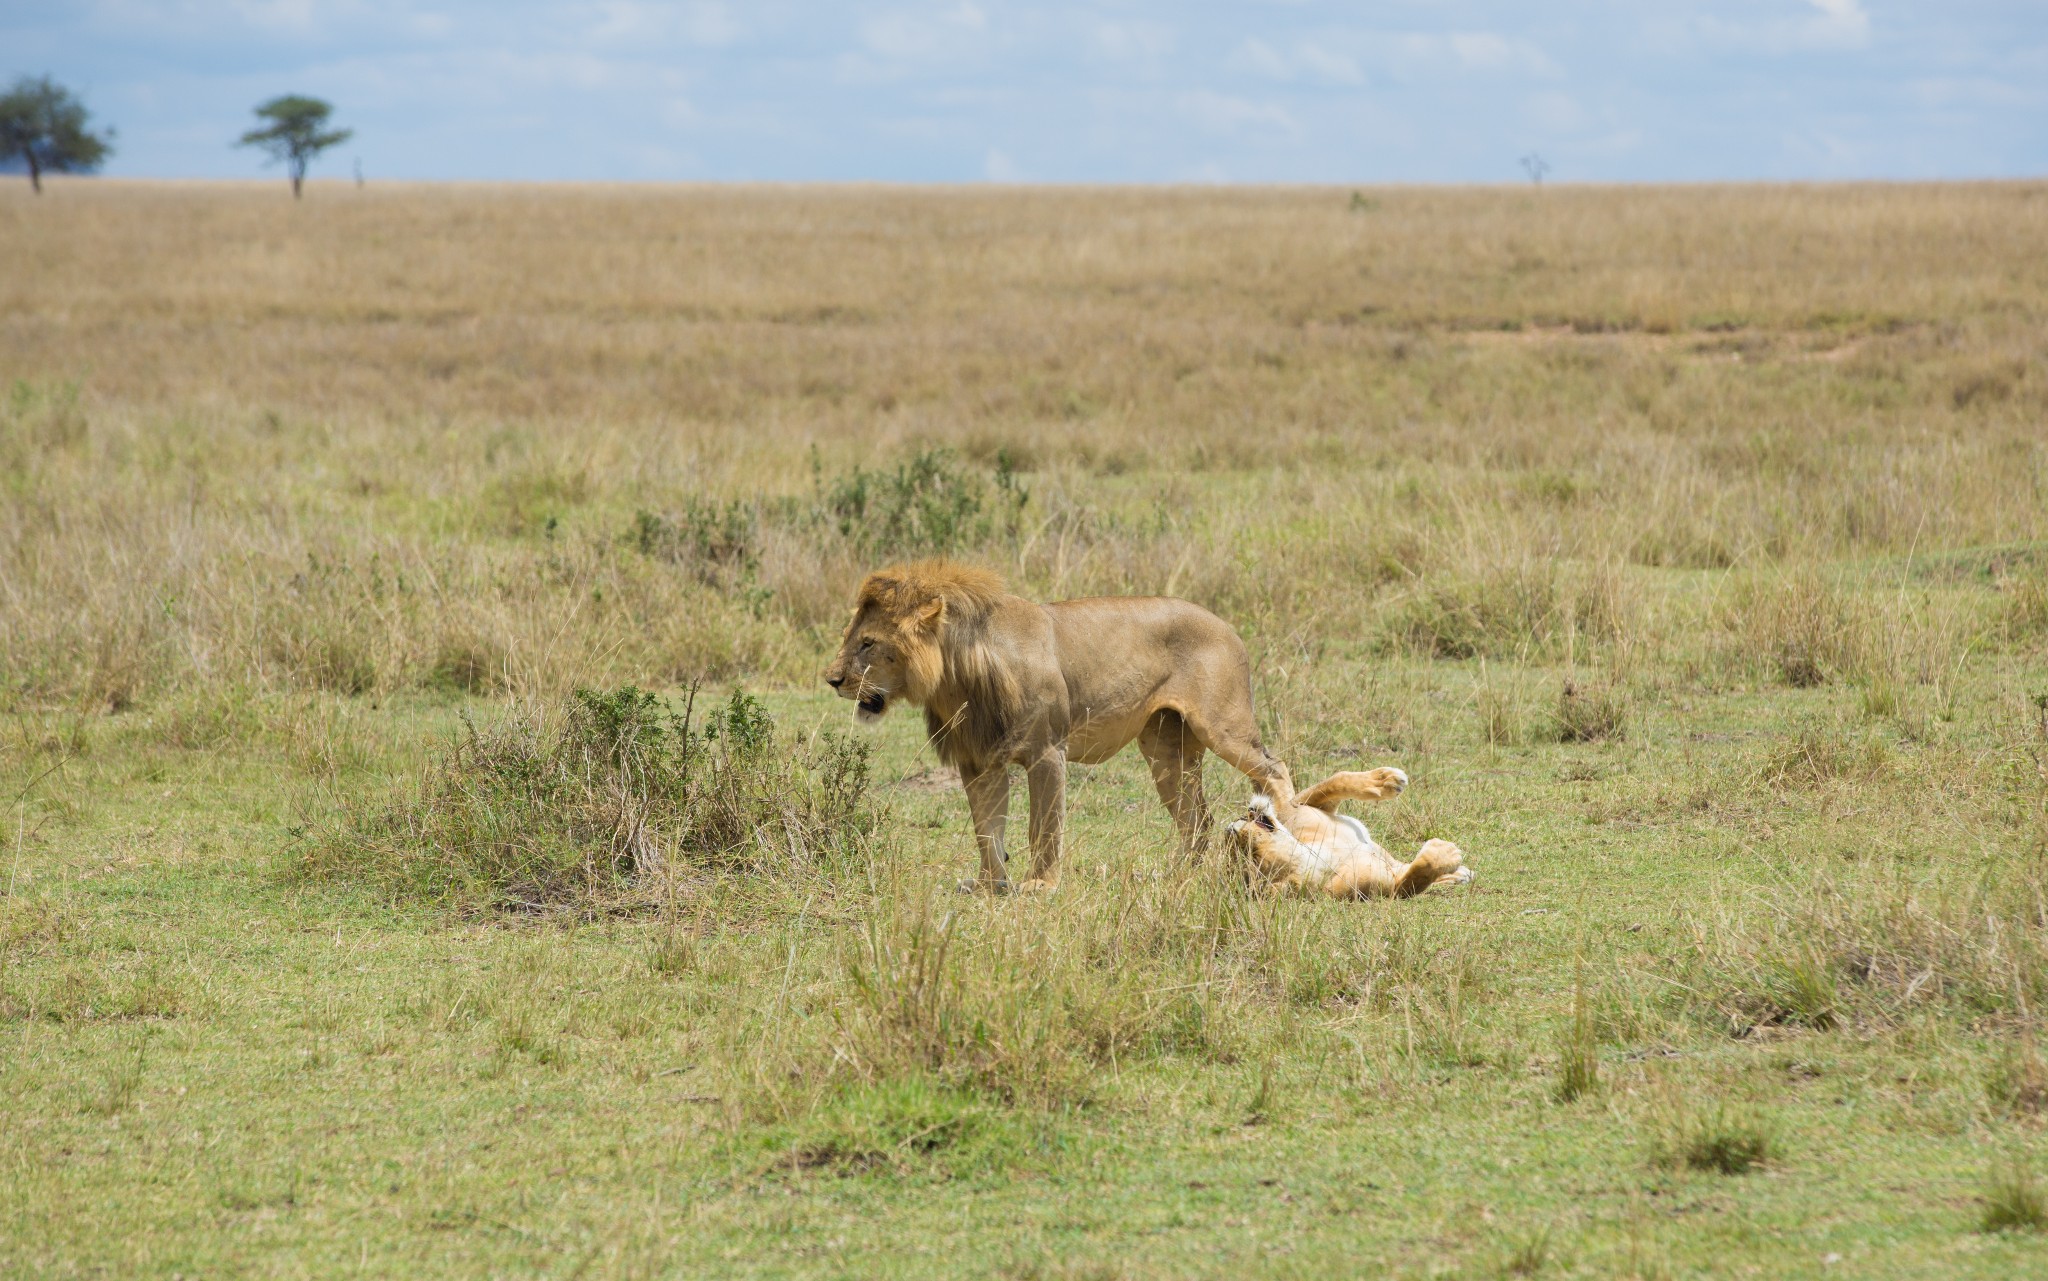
(1022, 747, 1067, 890)
(959, 761, 1012, 890)
(1138, 708, 1210, 856)
(1294, 768, 1408, 814)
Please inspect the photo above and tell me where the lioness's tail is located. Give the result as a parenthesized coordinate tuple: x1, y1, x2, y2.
(1391, 839, 1464, 898)
(1294, 767, 1408, 814)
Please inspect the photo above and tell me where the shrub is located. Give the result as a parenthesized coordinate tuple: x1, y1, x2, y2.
(632, 499, 761, 587)
(296, 685, 882, 911)
(822, 447, 1026, 557)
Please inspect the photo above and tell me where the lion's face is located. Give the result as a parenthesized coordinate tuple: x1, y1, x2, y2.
(823, 611, 918, 724)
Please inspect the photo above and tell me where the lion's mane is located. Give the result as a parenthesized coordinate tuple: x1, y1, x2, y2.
(854, 560, 1023, 772)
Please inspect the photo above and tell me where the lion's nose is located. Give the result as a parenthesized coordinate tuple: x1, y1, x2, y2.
(826, 674, 845, 688)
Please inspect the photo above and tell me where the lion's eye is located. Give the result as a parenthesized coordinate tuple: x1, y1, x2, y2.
(858, 638, 873, 652)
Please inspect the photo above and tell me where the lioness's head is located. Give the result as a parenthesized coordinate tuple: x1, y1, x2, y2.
(823, 561, 1003, 724)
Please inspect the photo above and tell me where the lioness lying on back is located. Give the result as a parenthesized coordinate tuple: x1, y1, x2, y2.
(1225, 767, 1471, 898)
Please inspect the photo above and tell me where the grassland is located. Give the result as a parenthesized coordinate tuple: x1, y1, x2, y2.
(3, 178, 2047, 1278)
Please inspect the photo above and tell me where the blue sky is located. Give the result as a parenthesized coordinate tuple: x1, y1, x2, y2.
(6, 1, 2045, 182)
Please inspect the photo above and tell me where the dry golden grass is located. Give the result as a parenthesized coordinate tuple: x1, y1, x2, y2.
(5, 180, 2045, 711)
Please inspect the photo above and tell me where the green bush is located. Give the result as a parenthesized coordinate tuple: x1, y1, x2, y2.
(296, 685, 881, 911)
(822, 447, 1026, 557)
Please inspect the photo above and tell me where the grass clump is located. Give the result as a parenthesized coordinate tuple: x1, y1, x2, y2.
(1497, 1227, 1556, 1277)
(1759, 723, 1889, 788)
(296, 684, 881, 912)
(1555, 971, 1601, 1103)
(1986, 1037, 2048, 1118)
(837, 899, 1099, 1108)
(1551, 678, 1629, 743)
(1982, 1158, 2048, 1233)
(1655, 1102, 1778, 1175)
(770, 1079, 1029, 1178)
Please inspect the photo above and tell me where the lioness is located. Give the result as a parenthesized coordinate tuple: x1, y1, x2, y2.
(1224, 768, 1470, 898)
(823, 560, 1294, 891)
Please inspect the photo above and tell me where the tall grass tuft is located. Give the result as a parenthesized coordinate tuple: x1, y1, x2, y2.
(1555, 968, 1601, 1103)
(1552, 678, 1629, 743)
(1982, 1158, 2048, 1233)
(295, 685, 881, 912)
(836, 900, 1089, 1107)
(1655, 1102, 1777, 1175)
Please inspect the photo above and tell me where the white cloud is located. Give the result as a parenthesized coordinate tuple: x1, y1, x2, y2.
(232, 0, 317, 34)
(1294, 45, 1364, 86)
(1229, 37, 1363, 85)
(1090, 20, 1174, 67)
(1677, 0, 1874, 54)
(1806, 0, 1869, 46)
(1383, 30, 1561, 79)
(1229, 38, 1291, 79)
(1177, 90, 1297, 138)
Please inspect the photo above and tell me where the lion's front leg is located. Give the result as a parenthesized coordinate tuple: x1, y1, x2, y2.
(1022, 748, 1067, 890)
(959, 761, 1012, 891)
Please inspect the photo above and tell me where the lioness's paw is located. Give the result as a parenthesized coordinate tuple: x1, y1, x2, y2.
(1373, 767, 1409, 794)
(958, 877, 1014, 896)
(1018, 877, 1060, 894)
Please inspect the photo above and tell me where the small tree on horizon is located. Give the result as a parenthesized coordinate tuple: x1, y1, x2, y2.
(0, 75, 114, 193)
(238, 95, 351, 198)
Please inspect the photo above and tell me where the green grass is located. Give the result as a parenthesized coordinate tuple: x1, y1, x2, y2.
(5, 183, 2048, 1277)
(5, 643, 2048, 1277)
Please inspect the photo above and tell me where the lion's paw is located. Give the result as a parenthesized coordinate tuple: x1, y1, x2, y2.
(1373, 767, 1410, 795)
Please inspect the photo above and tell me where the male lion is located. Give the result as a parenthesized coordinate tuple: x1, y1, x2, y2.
(1224, 768, 1470, 898)
(822, 560, 1294, 891)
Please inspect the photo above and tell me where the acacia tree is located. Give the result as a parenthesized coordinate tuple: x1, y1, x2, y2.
(0, 75, 114, 193)
(238, 95, 351, 198)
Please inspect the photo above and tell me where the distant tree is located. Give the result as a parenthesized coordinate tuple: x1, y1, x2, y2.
(238, 95, 352, 199)
(0, 75, 114, 193)
(1520, 152, 1551, 186)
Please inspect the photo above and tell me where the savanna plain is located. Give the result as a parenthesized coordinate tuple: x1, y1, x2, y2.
(4, 180, 2048, 1279)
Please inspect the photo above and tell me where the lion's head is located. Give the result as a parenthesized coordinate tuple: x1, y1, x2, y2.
(824, 560, 1007, 726)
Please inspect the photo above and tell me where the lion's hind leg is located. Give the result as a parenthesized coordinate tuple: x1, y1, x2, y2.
(1138, 708, 1211, 857)
(1390, 839, 1465, 898)
(1294, 768, 1408, 814)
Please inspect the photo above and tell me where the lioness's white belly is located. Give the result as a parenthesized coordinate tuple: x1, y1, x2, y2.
(1284, 814, 1376, 881)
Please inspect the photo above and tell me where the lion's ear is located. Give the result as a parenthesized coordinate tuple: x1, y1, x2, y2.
(915, 598, 946, 632)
